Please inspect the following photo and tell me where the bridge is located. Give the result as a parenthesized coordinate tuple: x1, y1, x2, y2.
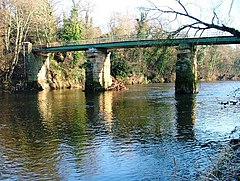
(25, 33, 240, 94)
(33, 33, 240, 52)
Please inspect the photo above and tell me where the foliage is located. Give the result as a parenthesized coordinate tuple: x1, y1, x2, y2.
(145, 46, 176, 82)
(59, 3, 83, 42)
(50, 1, 86, 87)
(232, 46, 240, 78)
(27, 1, 57, 44)
(136, 10, 149, 36)
(111, 59, 130, 79)
(48, 59, 85, 89)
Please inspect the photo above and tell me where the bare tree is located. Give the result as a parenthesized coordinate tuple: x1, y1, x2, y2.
(145, 0, 240, 37)
(1, 0, 37, 83)
(0, 0, 56, 86)
(79, 1, 102, 39)
(108, 13, 135, 36)
(30, 0, 58, 44)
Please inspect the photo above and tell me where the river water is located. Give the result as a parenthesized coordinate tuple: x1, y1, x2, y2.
(0, 81, 240, 180)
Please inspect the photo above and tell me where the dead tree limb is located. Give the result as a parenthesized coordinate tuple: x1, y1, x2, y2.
(145, 0, 240, 37)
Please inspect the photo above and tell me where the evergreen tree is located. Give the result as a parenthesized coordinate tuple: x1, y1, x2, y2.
(60, 3, 83, 42)
(59, 2, 84, 67)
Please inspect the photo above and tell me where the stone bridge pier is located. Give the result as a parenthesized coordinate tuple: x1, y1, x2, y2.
(85, 48, 112, 92)
(84, 45, 198, 94)
(24, 42, 50, 90)
(175, 44, 198, 94)
(24, 43, 198, 94)
(24, 44, 113, 91)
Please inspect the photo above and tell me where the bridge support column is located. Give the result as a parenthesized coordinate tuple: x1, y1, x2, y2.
(175, 44, 198, 94)
(23, 42, 50, 90)
(85, 48, 112, 92)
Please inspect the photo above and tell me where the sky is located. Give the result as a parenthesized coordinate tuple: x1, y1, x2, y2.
(55, 0, 240, 33)
(55, 0, 148, 29)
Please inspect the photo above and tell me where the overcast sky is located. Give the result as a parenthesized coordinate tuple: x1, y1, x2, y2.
(55, 0, 240, 33)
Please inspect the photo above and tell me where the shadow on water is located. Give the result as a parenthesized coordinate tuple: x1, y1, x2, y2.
(175, 94, 196, 141)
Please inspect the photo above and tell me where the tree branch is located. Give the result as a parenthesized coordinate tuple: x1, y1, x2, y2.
(146, 0, 240, 37)
(177, 0, 189, 15)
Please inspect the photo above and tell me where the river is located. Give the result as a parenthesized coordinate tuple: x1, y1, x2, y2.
(0, 81, 240, 180)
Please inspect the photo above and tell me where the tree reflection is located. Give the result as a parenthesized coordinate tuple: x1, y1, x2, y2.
(175, 94, 196, 141)
(0, 92, 60, 180)
(38, 89, 87, 135)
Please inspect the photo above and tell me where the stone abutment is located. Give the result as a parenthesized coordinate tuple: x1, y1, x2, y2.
(24, 42, 50, 90)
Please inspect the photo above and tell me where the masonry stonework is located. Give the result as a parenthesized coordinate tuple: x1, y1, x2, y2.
(24, 42, 50, 90)
(175, 44, 198, 94)
(85, 48, 112, 92)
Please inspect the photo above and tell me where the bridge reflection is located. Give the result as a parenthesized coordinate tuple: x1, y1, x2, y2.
(0, 87, 199, 180)
(175, 94, 196, 141)
(38, 89, 197, 143)
(85, 91, 113, 132)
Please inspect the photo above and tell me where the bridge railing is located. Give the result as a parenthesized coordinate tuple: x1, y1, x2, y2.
(34, 30, 232, 49)
(50, 33, 163, 47)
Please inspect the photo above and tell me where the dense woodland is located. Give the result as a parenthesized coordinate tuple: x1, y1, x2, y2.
(0, 0, 240, 90)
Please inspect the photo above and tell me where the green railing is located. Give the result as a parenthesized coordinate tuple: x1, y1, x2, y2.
(36, 30, 231, 49)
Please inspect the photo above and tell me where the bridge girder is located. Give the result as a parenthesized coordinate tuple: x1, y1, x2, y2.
(33, 36, 240, 53)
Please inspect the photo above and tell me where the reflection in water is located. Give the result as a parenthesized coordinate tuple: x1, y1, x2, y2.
(0, 93, 60, 180)
(38, 89, 87, 134)
(37, 90, 92, 180)
(175, 94, 196, 141)
(1, 82, 240, 180)
(39, 90, 114, 179)
(99, 91, 113, 129)
(85, 91, 113, 131)
(38, 90, 53, 124)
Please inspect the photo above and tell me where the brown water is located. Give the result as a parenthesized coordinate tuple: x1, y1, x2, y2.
(0, 81, 240, 180)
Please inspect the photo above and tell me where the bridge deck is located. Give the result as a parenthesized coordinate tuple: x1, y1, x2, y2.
(33, 36, 240, 52)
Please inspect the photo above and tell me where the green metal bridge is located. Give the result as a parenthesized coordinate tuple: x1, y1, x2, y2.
(28, 32, 240, 94)
(33, 33, 240, 52)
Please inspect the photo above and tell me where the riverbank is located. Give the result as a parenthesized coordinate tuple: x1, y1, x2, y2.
(199, 140, 240, 180)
